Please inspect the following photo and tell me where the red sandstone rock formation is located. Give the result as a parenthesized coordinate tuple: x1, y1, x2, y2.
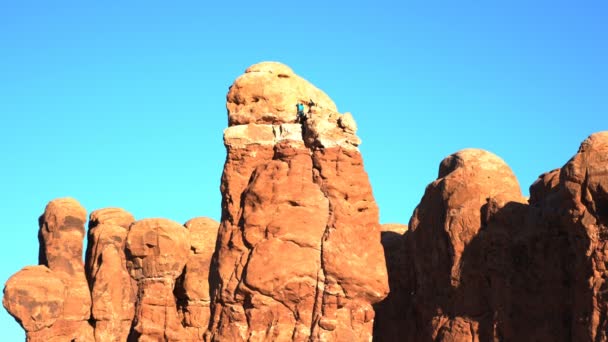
(5, 62, 608, 342)
(207, 62, 389, 341)
(374, 132, 608, 342)
(4, 198, 94, 341)
(3, 199, 219, 341)
(176, 217, 220, 340)
(408, 149, 524, 340)
(125, 218, 190, 341)
(86, 208, 137, 341)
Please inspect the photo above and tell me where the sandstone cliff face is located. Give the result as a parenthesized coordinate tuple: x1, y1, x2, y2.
(374, 132, 608, 342)
(207, 62, 389, 341)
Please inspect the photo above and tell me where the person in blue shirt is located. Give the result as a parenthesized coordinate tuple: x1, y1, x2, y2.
(296, 103, 305, 121)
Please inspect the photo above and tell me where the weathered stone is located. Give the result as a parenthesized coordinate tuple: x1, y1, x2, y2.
(226, 61, 337, 125)
(3, 266, 66, 333)
(88, 207, 135, 230)
(37, 198, 93, 340)
(86, 208, 137, 342)
(175, 217, 219, 339)
(207, 62, 389, 342)
(126, 218, 190, 341)
(374, 132, 608, 342)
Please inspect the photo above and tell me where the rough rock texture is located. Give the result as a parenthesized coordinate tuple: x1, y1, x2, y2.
(372, 224, 414, 341)
(3, 198, 219, 341)
(3, 198, 94, 341)
(176, 217, 220, 340)
(85, 208, 137, 342)
(3, 266, 68, 340)
(207, 61, 389, 341)
(6, 62, 608, 342)
(408, 149, 524, 340)
(374, 132, 608, 341)
(226, 62, 337, 126)
(125, 218, 190, 341)
(38, 198, 92, 324)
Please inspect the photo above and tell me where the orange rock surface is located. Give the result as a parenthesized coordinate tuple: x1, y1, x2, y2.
(4, 62, 608, 342)
(207, 62, 389, 341)
(86, 208, 136, 342)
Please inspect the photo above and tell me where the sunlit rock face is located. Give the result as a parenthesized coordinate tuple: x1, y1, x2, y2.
(4, 198, 94, 342)
(207, 61, 389, 342)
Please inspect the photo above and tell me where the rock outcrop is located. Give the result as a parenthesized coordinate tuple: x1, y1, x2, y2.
(207, 62, 389, 341)
(3, 198, 219, 341)
(176, 217, 220, 340)
(4, 61, 608, 342)
(86, 208, 137, 342)
(4, 198, 94, 341)
(125, 218, 190, 340)
(374, 132, 608, 341)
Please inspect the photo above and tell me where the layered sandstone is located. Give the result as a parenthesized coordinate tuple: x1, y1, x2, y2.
(207, 62, 389, 341)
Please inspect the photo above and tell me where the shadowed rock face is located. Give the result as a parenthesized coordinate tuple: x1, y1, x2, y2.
(407, 149, 524, 341)
(374, 132, 608, 342)
(176, 217, 220, 340)
(207, 61, 389, 341)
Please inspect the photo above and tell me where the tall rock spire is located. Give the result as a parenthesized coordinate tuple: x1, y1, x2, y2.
(207, 62, 389, 341)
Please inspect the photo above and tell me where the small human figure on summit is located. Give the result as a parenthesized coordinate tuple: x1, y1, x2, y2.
(308, 99, 316, 113)
(296, 103, 305, 121)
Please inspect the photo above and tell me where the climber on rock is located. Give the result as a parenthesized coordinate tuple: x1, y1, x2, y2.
(308, 99, 316, 113)
(296, 103, 305, 122)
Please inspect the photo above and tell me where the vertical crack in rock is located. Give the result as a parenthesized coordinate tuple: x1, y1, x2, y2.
(85, 208, 136, 342)
(175, 217, 220, 340)
(125, 218, 190, 341)
(207, 61, 389, 341)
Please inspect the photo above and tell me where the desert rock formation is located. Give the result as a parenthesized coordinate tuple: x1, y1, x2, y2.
(3, 198, 218, 341)
(86, 208, 136, 341)
(373, 131, 608, 341)
(4, 198, 94, 341)
(4, 61, 608, 342)
(206, 62, 389, 341)
(3, 62, 388, 341)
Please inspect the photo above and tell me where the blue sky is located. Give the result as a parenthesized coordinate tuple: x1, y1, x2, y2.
(1, 1, 606, 338)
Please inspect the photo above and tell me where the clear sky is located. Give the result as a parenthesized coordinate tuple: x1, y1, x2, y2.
(1, 1, 606, 339)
